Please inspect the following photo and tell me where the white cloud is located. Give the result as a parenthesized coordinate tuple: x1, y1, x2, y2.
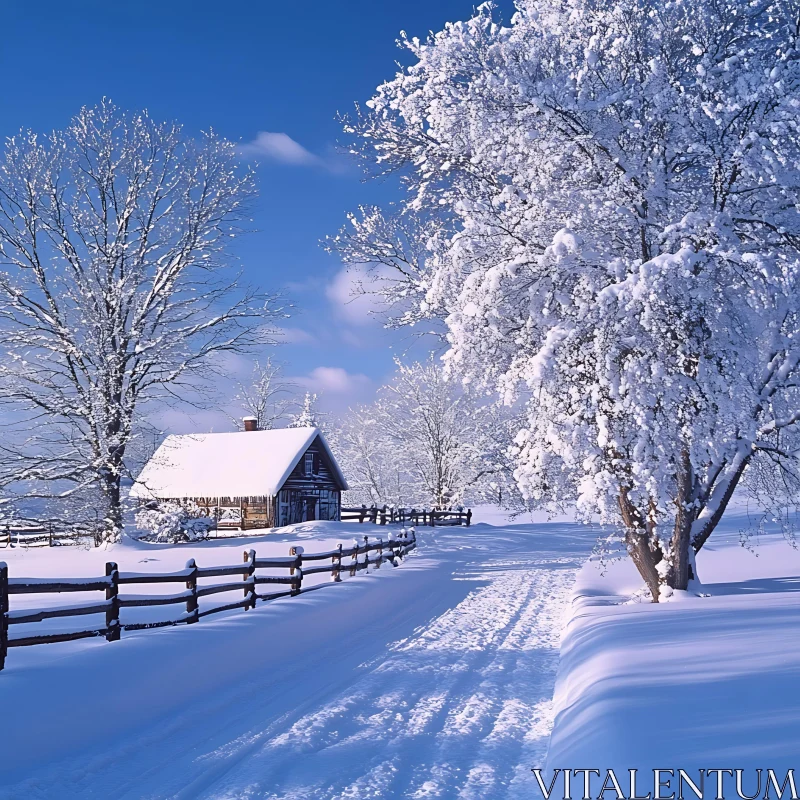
(293, 366, 373, 412)
(325, 266, 381, 326)
(150, 407, 235, 435)
(239, 132, 320, 166)
(303, 366, 371, 394)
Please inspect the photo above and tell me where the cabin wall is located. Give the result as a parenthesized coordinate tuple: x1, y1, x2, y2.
(241, 495, 277, 529)
(277, 441, 343, 526)
(168, 495, 277, 529)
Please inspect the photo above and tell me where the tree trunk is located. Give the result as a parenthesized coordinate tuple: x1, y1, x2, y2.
(100, 470, 123, 543)
(100, 431, 126, 543)
(666, 450, 696, 591)
(618, 489, 662, 602)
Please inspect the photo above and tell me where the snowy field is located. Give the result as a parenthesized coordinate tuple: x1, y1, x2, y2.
(547, 511, 800, 776)
(0, 513, 592, 799)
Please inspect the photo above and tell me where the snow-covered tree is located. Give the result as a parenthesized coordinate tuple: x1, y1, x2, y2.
(228, 357, 295, 431)
(333, 358, 517, 509)
(329, 404, 414, 507)
(0, 101, 281, 541)
(289, 392, 319, 428)
(380, 359, 469, 508)
(342, 0, 800, 599)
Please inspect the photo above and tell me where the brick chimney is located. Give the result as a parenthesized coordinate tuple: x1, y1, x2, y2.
(243, 416, 258, 432)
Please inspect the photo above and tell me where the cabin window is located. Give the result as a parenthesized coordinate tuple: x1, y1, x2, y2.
(304, 452, 314, 476)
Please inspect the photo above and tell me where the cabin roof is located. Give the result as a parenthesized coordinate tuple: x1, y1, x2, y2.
(130, 427, 348, 500)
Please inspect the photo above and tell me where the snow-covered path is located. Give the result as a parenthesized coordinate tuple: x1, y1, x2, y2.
(0, 521, 590, 800)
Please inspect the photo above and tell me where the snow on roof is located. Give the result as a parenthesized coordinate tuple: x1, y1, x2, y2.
(130, 427, 348, 499)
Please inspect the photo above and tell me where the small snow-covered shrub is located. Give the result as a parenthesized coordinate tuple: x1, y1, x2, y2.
(135, 501, 214, 543)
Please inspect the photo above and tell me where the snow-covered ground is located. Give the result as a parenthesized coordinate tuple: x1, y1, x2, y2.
(0, 514, 592, 799)
(547, 511, 800, 776)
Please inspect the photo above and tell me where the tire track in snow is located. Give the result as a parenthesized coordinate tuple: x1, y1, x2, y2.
(398, 565, 575, 799)
(201, 556, 579, 800)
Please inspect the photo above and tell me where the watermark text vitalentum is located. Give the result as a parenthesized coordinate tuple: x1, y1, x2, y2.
(532, 769, 800, 800)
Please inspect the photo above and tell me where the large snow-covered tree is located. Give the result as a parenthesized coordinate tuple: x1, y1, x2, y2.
(0, 101, 280, 540)
(340, 0, 800, 599)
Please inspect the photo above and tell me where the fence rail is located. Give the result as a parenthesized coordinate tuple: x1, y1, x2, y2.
(0, 530, 416, 672)
(341, 506, 471, 527)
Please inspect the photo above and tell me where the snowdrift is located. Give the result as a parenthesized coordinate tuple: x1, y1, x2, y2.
(547, 514, 800, 773)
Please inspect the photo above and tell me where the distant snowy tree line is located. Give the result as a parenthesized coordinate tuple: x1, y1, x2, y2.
(223, 356, 524, 512)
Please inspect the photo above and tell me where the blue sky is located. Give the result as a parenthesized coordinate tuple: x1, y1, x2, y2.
(0, 1, 513, 419)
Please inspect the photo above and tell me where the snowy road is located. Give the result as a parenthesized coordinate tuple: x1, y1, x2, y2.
(0, 520, 591, 800)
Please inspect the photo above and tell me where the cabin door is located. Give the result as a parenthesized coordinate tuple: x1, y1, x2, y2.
(280, 490, 318, 525)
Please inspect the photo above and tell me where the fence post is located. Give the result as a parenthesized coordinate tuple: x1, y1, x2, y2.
(333, 543, 343, 582)
(380, 507, 387, 525)
(0, 562, 8, 672)
(431, 509, 436, 527)
(466, 509, 472, 527)
(363, 535, 370, 572)
(350, 539, 359, 577)
(290, 546, 304, 596)
(185, 558, 199, 623)
(243, 549, 256, 610)
(48, 523, 53, 548)
(105, 562, 120, 641)
(359, 505, 366, 523)
(376, 537, 383, 569)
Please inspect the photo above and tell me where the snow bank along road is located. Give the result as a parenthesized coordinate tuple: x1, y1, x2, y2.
(0, 518, 591, 799)
(547, 514, 800, 775)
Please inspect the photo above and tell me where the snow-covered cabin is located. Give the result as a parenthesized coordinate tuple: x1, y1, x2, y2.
(130, 425, 348, 529)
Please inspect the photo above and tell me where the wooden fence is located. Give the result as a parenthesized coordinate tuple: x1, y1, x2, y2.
(1, 524, 101, 549)
(341, 506, 472, 527)
(0, 530, 416, 672)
